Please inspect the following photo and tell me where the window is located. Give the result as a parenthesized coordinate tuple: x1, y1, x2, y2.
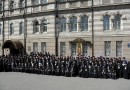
(33, 20, 39, 34)
(60, 42, 66, 56)
(0, 24, 2, 35)
(19, 22, 24, 35)
(10, 23, 14, 35)
(103, 15, 110, 30)
(80, 15, 88, 31)
(104, 41, 111, 56)
(70, 16, 77, 31)
(9, 1, 15, 10)
(32, 0, 39, 5)
(41, 42, 46, 54)
(116, 41, 122, 57)
(102, 0, 110, 4)
(0, 3, 2, 14)
(58, 0, 66, 2)
(113, 14, 121, 30)
(40, 19, 47, 33)
(60, 17, 66, 32)
(33, 42, 38, 52)
(41, 0, 47, 4)
(19, 0, 25, 8)
(71, 43, 76, 56)
(83, 43, 88, 56)
(113, 0, 122, 3)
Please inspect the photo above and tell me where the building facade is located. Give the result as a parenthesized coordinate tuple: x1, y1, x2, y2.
(0, 0, 130, 58)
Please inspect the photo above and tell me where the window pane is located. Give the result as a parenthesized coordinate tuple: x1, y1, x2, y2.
(116, 41, 122, 57)
(0, 3, 2, 14)
(19, 0, 25, 7)
(40, 19, 47, 33)
(33, 20, 39, 34)
(0, 24, 2, 35)
(41, 42, 46, 54)
(41, 0, 47, 4)
(83, 43, 88, 56)
(10, 1, 14, 9)
(70, 16, 77, 31)
(113, 0, 122, 3)
(19, 22, 24, 35)
(102, 0, 110, 4)
(103, 15, 110, 30)
(60, 17, 66, 32)
(113, 15, 121, 30)
(59, 0, 66, 2)
(10, 23, 14, 35)
(71, 43, 76, 56)
(33, 42, 38, 52)
(60, 42, 66, 56)
(81, 16, 88, 31)
(104, 41, 111, 56)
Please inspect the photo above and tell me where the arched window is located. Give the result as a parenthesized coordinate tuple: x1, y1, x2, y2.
(113, 14, 121, 30)
(40, 19, 47, 33)
(19, 22, 24, 35)
(103, 15, 110, 30)
(9, 0, 15, 10)
(32, 0, 39, 5)
(41, 0, 47, 4)
(0, 24, 2, 35)
(0, 3, 2, 14)
(19, 0, 25, 8)
(33, 20, 39, 34)
(10, 23, 14, 35)
(70, 16, 77, 31)
(80, 15, 88, 31)
(60, 17, 66, 32)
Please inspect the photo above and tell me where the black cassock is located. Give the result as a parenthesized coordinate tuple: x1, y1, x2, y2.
(123, 65, 129, 79)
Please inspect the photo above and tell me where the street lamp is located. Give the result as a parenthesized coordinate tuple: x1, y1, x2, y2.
(23, 0, 27, 55)
(91, 0, 94, 57)
(2, 0, 5, 56)
(55, 0, 59, 56)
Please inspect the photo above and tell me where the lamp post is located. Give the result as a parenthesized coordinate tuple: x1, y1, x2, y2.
(2, 0, 5, 56)
(23, 0, 27, 55)
(55, 0, 59, 56)
(91, 0, 94, 57)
